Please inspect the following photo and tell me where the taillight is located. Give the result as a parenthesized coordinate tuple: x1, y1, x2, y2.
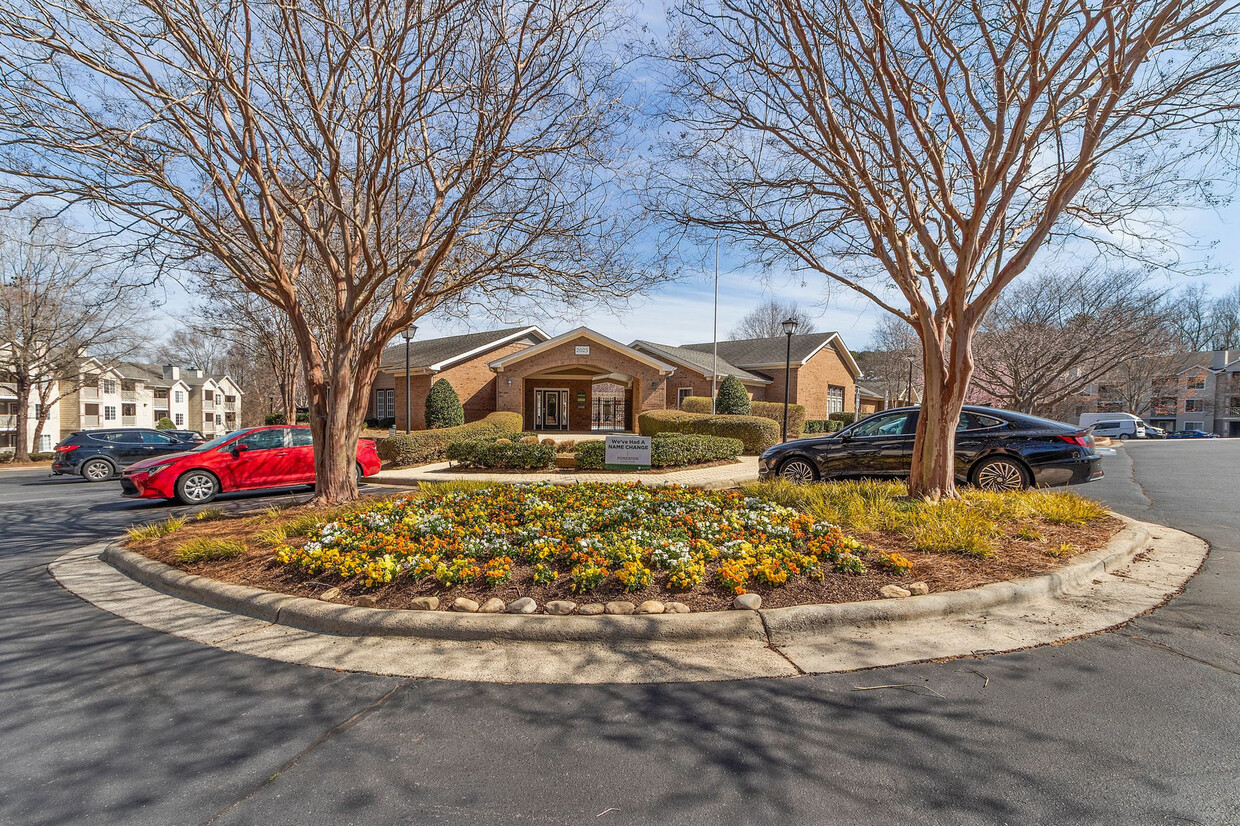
(1058, 434, 1091, 447)
(55, 444, 79, 453)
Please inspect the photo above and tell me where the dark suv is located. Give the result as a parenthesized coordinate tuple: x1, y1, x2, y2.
(52, 429, 201, 481)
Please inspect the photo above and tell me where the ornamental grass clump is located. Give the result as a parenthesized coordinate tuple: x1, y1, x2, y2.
(904, 502, 997, 558)
(126, 515, 186, 541)
(176, 537, 246, 563)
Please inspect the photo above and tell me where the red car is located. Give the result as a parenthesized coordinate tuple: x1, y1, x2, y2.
(120, 425, 382, 504)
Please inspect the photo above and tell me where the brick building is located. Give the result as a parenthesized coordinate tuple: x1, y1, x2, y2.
(369, 326, 861, 433)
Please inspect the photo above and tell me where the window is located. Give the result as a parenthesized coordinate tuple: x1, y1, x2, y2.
(374, 389, 395, 420)
(850, 411, 912, 437)
(154, 388, 168, 400)
(121, 403, 136, 416)
(38, 433, 52, 452)
(174, 390, 184, 403)
(1187, 375, 1206, 390)
(677, 387, 693, 409)
(100, 379, 117, 394)
(1230, 397, 1240, 416)
(1185, 399, 1205, 413)
(826, 385, 845, 415)
(141, 431, 176, 444)
(175, 413, 184, 426)
(84, 403, 99, 416)
(1185, 421, 1204, 432)
(215, 414, 223, 425)
(103, 406, 116, 421)
(225, 395, 236, 403)
(291, 429, 314, 447)
(235, 429, 287, 451)
(958, 413, 1003, 431)
(203, 390, 212, 401)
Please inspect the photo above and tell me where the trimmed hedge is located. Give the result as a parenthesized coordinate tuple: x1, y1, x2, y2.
(446, 439, 555, 469)
(681, 395, 806, 437)
(0, 451, 55, 463)
(365, 416, 396, 429)
(828, 411, 857, 425)
(574, 433, 744, 469)
(637, 409, 780, 453)
(804, 419, 844, 433)
(377, 412, 523, 467)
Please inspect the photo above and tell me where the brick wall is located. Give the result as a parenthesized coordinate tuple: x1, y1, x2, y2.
(793, 340, 856, 420)
(392, 340, 532, 430)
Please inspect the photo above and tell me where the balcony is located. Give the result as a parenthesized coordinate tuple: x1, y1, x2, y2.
(83, 415, 99, 427)
(121, 390, 139, 402)
(0, 414, 17, 430)
(224, 402, 237, 412)
(80, 386, 99, 400)
(121, 416, 136, 426)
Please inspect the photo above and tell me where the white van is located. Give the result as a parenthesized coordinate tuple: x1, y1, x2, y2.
(1079, 412, 1146, 440)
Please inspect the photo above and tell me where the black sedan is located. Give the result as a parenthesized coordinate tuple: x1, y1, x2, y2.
(758, 406, 1103, 491)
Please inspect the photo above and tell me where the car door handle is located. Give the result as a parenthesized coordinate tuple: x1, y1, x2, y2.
(274, 451, 289, 457)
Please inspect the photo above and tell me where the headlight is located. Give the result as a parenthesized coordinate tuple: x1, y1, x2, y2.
(145, 463, 173, 476)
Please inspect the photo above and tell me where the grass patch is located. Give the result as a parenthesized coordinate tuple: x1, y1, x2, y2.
(280, 512, 324, 538)
(1022, 491, 1109, 525)
(126, 515, 186, 541)
(193, 507, 226, 521)
(176, 537, 246, 564)
(904, 502, 997, 558)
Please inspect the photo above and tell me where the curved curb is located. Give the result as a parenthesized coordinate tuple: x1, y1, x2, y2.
(100, 515, 1149, 644)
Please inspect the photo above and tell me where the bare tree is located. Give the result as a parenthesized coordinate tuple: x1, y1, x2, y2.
(0, 0, 654, 502)
(1167, 284, 1221, 350)
(155, 329, 232, 377)
(729, 298, 815, 339)
(970, 270, 1174, 416)
(0, 216, 148, 460)
(661, 0, 1240, 497)
(855, 315, 922, 404)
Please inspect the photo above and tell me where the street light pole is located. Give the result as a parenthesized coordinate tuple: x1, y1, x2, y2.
(781, 317, 799, 441)
(402, 325, 417, 433)
(906, 356, 915, 406)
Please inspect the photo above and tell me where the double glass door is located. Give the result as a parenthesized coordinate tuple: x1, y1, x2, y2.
(534, 389, 570, 430)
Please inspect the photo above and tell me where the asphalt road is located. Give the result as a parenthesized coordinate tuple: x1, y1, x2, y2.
(0, 445, 1237, 826)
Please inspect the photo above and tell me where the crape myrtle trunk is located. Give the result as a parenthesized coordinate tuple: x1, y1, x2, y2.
(908, 327, 975, 500)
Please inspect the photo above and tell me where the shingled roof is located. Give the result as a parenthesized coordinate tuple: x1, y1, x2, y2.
(629, 340, 770, 384)
(679, 332, 859, 374)
(379, 326, 547, 373)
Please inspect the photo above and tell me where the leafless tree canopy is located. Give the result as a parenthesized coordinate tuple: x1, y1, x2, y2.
(661, 0, 1240, 496)
(729, 298, 815, 339)
(0, 215, 149, 459)
(1167, 283, 1240, 351)
(970, 269, 1174, 416)
(0, 0, 654, 500)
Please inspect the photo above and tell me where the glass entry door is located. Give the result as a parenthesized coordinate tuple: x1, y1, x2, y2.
(534, 389, 570, 430)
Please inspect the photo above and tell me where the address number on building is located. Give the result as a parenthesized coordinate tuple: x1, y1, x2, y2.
(604, 435, 651, 470)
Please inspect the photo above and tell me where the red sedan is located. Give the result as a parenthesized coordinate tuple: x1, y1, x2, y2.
(120, 425, 382, 504)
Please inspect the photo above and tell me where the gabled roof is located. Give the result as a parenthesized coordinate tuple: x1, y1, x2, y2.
(115, 362, 166, 383)
(678, 332, 861, 376)
(488, 327, 676, 374)
(629, 340, 771, 384)
(379, 326, 548, 374)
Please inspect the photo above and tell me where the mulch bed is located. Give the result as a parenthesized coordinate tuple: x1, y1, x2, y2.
(126, 499, 1124, 613)
(431, 458, 743, 475)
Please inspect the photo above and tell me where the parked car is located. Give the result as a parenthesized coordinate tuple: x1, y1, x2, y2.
(1167, 429, 1220, 439)
(166, 430, 206, 444)
(119, 425, 382, 504)
(1078, 412, 1146, 440)
(51, 428, 205, 481)
(759, 406, 1103, 491)
(1142, 423, 1168, 439)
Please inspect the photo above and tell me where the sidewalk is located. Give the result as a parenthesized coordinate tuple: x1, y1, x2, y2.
(368, 457, 760, 489)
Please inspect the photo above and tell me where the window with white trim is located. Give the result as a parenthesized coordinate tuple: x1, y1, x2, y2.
(103, 406, 117, 421)
(174, 390, 184, 403)
(175, 413, 184, 426)
(826, 385, 845, 415)
(677, 387, 693, 409)
(100, 379, 117, 394)
(375, 389, 395, 420)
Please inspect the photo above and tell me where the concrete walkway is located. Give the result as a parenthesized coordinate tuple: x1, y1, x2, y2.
(369, 456, 761, 489)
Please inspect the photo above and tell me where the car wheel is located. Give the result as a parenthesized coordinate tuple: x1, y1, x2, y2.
(778, 457, 818, 483)
(355, 463, 364, 485)
(1117, 433, 1129, 440)
(175, 470, 219, 505)
(81, 458, 114, 482)
(972, 456, 1029, 492)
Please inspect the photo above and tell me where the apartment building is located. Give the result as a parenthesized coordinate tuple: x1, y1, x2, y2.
(1089, 350, 1240, 436)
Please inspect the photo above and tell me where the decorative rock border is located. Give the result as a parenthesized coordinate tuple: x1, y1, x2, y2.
(101, 516, 1151, 643)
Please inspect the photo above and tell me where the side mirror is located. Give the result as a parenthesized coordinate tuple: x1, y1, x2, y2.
(231, 443, 249, 456)
(838, 430, 852, 441)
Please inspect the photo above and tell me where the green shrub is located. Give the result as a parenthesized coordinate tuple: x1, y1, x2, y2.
(804, 419, 829, 433)
(265, 412, 286, 425)
(176, 537, 246, 563)
(637, 410, 780, 453)
(680, 395, 714, 414)
(155, 417, 176, 430)
(575, 433, 743, 469)
(377, 412, 523, 467)
(750, 400, 806, 438)
(28, 451, 55, 461)
(715, 375, 752, 415)
(425, 378, 465, 429)
(828, 411, 857, 426)
(446, 439, 555, 469)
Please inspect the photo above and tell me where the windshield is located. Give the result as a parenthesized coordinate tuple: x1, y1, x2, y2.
(190, 429, 251, 452)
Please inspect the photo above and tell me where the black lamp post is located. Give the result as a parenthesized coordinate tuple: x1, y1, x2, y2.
(781, 317, 799, 441)
(402, 325, 417, 433)
(906, 356, 915, 406)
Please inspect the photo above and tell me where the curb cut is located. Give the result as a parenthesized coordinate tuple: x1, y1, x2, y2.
(100, 514, 1151, 645)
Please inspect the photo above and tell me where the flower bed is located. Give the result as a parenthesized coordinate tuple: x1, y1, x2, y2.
(275, 483, 866, 594)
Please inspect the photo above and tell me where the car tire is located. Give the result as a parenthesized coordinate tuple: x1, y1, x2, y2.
(777, 456, 819, 483)
(355, 463, 364, 485)
(80, 458, 115, 482)
(1117, 433, 1129, 440)
(972, 456, 1030, 492)
(175, 470, 220, 505)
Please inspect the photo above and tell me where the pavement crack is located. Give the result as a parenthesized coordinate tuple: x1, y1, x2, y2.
(197, 680, 408, 826)
(1119, 632, 1240, 677)
(756, 611, 804, 675)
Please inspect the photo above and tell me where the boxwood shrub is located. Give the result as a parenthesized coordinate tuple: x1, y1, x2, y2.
(377, 412, 523, 467)
(804, 419, 843, 433)
(828, 411, 857, 426)
(637, 410, 780, 453)
(679, 395, 805, 437)
(574, 433, 743, 469)
(446, 439, 555, 469)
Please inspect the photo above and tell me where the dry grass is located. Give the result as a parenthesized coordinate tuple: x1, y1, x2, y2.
(126, 515, 186, 541)
(176, 537, 246, 563)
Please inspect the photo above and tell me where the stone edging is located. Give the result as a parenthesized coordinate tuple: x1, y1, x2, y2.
(100, 515, 1150, 645)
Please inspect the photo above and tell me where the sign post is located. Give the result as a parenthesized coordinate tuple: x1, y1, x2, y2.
(604, 435, 652, 471)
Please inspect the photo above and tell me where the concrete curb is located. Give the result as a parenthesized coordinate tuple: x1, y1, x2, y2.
(100, 514, 1150, 645)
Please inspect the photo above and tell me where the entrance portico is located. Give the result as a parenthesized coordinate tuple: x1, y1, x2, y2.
(488, 328, 676, 433)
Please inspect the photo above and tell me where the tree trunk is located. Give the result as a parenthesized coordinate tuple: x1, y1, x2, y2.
(12, 375, 30, 462)
(306, 356, 377, 505)
(908, 326, 975, 500)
